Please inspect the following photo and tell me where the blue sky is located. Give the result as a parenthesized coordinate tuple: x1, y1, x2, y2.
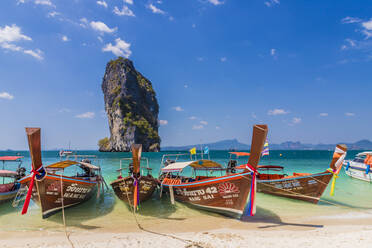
(0, 0, 371, 150)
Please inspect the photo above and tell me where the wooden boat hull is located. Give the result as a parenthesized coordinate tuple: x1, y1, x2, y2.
(19, 173, 98, 218)
(111, 176, 158, 206)
(161, 172, 253, 218)
(0, 183, 20, 204)
(257, 171, 333, 204)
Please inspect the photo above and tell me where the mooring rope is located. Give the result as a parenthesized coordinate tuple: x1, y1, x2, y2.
(122, 178, 208, 248)
(60, 173, 75, 248)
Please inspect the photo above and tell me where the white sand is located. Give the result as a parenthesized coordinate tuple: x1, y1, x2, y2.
(2, 224, 372, 248)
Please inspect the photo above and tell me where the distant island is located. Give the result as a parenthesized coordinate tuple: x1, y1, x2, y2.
(162, 139, 372, 151)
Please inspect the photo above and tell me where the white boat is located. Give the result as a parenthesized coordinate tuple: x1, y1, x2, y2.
(344, 151, 372, 182)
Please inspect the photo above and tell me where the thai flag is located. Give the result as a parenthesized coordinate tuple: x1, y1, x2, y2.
(261, 140, 269, 156)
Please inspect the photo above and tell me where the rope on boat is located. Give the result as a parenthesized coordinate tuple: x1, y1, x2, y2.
(60, 173, 75, 248)
(122, 179, 208, 248)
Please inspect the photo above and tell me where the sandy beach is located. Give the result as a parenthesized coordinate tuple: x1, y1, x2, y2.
(2, 211, 372, 248)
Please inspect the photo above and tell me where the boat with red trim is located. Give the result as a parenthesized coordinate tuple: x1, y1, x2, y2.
(232, 145, 348, 203)
(19, 128, 104, 219)
(158, 124, 268, 219)
(0, 156, 25, 204)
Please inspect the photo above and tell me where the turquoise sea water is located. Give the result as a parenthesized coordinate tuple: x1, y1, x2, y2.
(1, 150, 372, 231)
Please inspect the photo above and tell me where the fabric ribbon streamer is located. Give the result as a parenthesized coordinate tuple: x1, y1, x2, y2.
(132, 175, 140, 211)
(242, 163, 257, 218)
(22, 165, 45, 215)
(327, 168, 338, 197)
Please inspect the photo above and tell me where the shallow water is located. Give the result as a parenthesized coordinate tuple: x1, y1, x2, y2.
(0, 150, 371, 231)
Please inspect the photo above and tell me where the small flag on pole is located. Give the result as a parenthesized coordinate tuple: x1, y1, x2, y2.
(189, 147, 196, 155)
(261, 140, 269, 156)
(204, 146, 209, 154)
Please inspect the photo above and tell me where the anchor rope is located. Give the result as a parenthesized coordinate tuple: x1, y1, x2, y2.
(122, 177, 208, 248)
(60, 173, 75, 248)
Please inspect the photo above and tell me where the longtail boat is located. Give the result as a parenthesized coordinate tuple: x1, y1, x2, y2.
(110, 144, 158, 211)
(19, 128, 104, 219)
(158, 124, 268, 219)
(344, 152, 372, 182)
(0, 156, 25, 204)
(233, 144, 347, 203)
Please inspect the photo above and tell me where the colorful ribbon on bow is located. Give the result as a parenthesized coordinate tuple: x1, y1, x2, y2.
(22, 166, 46, 215)
(327, 168, 338, 197)
(132, 175, 140, 211)
(242, 163, 257, 217)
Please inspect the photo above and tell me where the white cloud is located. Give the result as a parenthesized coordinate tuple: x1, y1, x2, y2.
(200, 120, 208, 125)
(172, 106, 184, 112)
(147, 4, 165, 15)
(113, 6, 135, 17)
(362, 19, 372, 31)
(0, 92, 14, 100)
(291, 117, 301, 125)
(189, 116, 197, 120)
(270, 48, 277, 58)
(345, 112, 355, 117)
(216, 126, 221, 130)
(90, 21, 117, 34)
(59, 108, 71, 113)
(341, 38, 357, 50)
(102, 38, 132, 57)
(76, 112, 95, 119)
(97, 36, 103, 43)
(192, 125, 204, 130)
(23, 49, 43, 60)
(0, 24, 43, 60)
(268, 108, 289, 115)
(319, 113, 328, 117)
(192, 24, 196, 28)
(34, 0, 55, 7)
(61, 35, 69, 42)
(0, 24, 31, 43)
(220, 57, 227, 62)
(124, 0, 133, 4)
(159, 120, 168, 126)
(197, 57, 204, 61)
(341, 17, 361, 24)
(264, 0, 280, 7)
(47, 11, 60, 18)
(207, 0, 224, 5)
(97, 0, 108, 8)
(184, 84, 188, 88)
(169, 16, 174, 21)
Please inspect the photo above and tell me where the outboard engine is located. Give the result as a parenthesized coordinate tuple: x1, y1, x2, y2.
(226, 160, 237, 174)
(16, 167, 26, 180)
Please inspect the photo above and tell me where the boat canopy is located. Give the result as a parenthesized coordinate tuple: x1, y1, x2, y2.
(356, 152, 372, 157)
(0, 170, 18, 177)
(162, 160, 223, 173)
(46, 160, 100, 170)
(0, 156, 23, 162)
(229, 152, 250, 157)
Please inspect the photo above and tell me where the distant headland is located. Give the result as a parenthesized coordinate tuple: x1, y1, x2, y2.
(161, 139, 372, 151)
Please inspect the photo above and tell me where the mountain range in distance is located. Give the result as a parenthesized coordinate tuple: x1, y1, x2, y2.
(161, 139, 372, 151)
